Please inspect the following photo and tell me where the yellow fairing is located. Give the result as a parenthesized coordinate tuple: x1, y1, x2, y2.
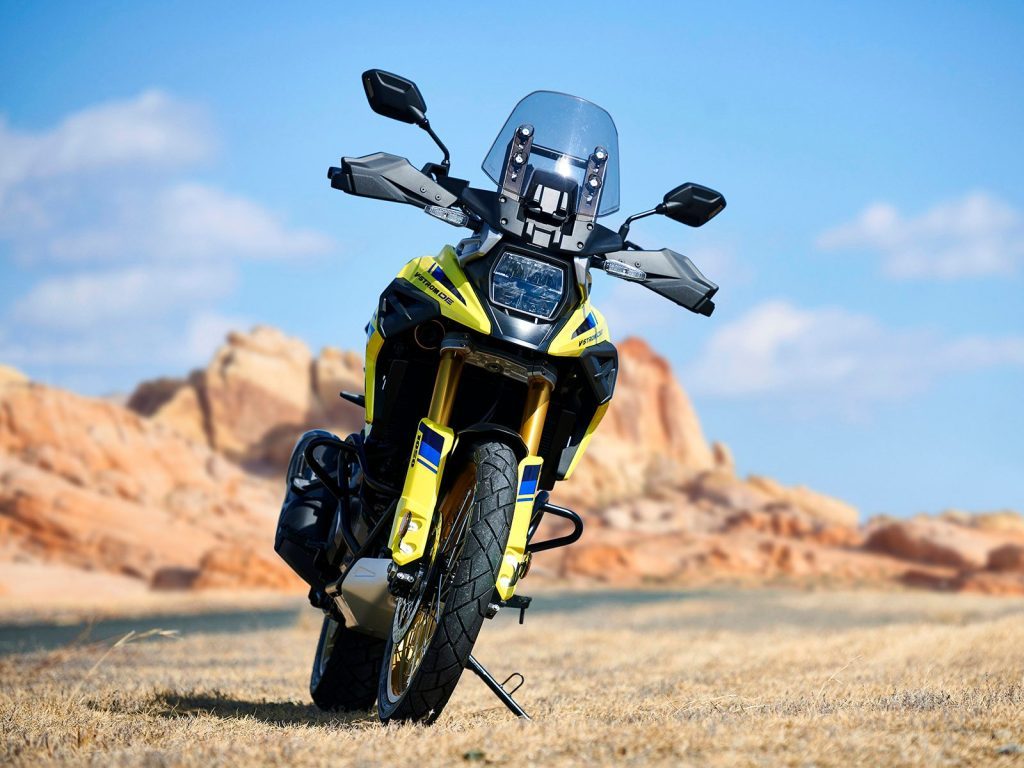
(546, 300, 610, 357)
(389, 418, 455, 566)
(562, 401, 609, 480)
(495, 455, 543, 600)
(363, 311, 384, 424)
(397, 245, 491, 334)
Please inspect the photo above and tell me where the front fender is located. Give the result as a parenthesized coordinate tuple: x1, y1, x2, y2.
(454, 423, 528, 463)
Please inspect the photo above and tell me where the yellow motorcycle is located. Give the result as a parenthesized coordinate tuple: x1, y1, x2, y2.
(274, 69, 725, 723)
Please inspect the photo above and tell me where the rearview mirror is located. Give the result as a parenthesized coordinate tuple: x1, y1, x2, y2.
(661, 183, 726, 227)
(361, 69, 428, 126)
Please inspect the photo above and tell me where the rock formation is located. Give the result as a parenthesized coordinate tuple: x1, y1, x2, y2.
(0, 372, 301, 596)
(127, 326, 364, 469)
(2, 331, 1022, 600)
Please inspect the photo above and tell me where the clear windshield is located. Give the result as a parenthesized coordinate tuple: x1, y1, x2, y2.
(482, 91, 620, 217)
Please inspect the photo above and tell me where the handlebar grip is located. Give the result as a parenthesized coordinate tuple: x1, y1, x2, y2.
(327, 166, 353, 193)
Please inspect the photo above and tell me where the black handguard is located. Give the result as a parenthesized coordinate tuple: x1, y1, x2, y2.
(327, 152, 457, 209)
(604, 248, 718, 316)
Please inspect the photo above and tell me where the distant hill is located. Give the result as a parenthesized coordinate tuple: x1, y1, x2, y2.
(2, 328, 1023, 602)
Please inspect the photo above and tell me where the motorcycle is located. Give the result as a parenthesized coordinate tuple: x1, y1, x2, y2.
(274, 69, 725, 724)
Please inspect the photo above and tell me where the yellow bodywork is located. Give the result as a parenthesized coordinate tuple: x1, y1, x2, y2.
(546, 300, 610, 357)
(496, 455, 544, 601)
(388, 418, 455, 566)
(369, 245, 613, 599)
(396, 246, 491, 334)
(364, 246, 489, 423)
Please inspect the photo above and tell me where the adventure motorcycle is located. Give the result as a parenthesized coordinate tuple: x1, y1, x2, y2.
(274, 70, 725, 724)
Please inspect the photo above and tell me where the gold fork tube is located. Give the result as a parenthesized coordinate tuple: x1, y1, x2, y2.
(519, 378, 553, 455)
(427, 348, 465, 426)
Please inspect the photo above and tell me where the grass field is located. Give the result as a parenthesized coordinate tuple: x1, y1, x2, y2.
(2, 589, 1023, 767)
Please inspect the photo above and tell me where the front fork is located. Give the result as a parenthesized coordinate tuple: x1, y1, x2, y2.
(387, 345, 551, 600)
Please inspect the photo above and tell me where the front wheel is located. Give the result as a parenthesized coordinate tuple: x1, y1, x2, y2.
(377, 440, 517, 724)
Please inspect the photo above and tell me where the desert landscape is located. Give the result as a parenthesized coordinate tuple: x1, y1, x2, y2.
(2, 328, 1023, 766)
(2, 326, 1023, 605)
(2, 5, 1021, 766)
(3, 589, 1023, 766)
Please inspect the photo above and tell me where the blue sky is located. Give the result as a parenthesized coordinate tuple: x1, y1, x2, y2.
(2, 2, 1022, 518)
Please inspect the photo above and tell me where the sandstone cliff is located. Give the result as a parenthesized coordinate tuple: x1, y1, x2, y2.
(2, 330, 1021, 600)
(126, 326, 364, 469)
(0, 372, 301, 598)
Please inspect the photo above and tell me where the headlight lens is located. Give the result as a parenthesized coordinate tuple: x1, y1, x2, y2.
(490, 251, 565, 320)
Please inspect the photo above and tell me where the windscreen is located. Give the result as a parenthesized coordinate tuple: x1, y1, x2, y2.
(482, 91, 620, 217)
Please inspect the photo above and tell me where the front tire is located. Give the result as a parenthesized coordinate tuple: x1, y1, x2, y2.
(377, 440, 516, 724)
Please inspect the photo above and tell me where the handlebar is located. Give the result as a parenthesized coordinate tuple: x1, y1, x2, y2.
(329, 152, 717, 316)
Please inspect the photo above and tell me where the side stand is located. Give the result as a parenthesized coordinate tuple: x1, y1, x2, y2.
(466, 654, 532, 720)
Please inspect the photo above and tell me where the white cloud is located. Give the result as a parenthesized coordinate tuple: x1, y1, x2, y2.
(0, 310, 249, 374)
(0, 90, 335, 392)
(9, 264, 235, 331)
(817, 192, 1024, 279)
(0, 90, 211, 203)
(39, 182, 332, 264)
(684, 300, 1024, 412)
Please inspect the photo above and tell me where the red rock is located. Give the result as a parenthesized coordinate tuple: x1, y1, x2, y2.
(127, 328, 366, 468)
(0, 380, 286, 595)
(724, 507, 861, 547)
(953, 570, 1024, 596)
(191, 546, 305, 591)
(903, 568, 1024, 596)
(0, 366, 28, 387)
(863, 518, 996, 569)
(7, 326, 1023, 599)
(746, 475, 859, 528)
(987, 544, 1024, 573)
(711, 441, 735, 474)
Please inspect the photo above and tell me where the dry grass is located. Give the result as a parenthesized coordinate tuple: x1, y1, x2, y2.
(2, 588, 1023, 767)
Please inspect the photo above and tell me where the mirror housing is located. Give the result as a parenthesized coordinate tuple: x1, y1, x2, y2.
(660, 183, 726, 227)
(361, 69, 428, 126)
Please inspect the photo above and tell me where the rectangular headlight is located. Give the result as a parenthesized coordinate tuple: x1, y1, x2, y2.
(490, 251, 565, 320)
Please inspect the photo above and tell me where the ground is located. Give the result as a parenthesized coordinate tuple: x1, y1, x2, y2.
(1, 589, 1023, 767)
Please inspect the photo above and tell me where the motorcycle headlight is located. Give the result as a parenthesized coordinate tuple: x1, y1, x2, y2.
(490, 251, 565, 320)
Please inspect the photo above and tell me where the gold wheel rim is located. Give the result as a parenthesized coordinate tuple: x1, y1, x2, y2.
(387, 462, 476, 701)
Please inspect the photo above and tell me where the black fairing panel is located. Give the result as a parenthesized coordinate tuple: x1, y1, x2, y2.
(376, 278, 441, 338)
(487, 308, 554, 350)
(579, 341, 617, 404)
(540, 341, 618, 487)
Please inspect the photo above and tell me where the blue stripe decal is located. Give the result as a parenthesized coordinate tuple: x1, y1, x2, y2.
(572, 311, 598, 338)
(418, 424, 444, 466)
(430, 264, 465, 303)
(517, 495, 534, 503)
(416, 457, 438, 474)
(519, 464, 541, 497)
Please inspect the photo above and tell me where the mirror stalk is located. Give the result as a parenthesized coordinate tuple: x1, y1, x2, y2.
(617, 206, 662, 240)
(418, 118, 451, 174)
